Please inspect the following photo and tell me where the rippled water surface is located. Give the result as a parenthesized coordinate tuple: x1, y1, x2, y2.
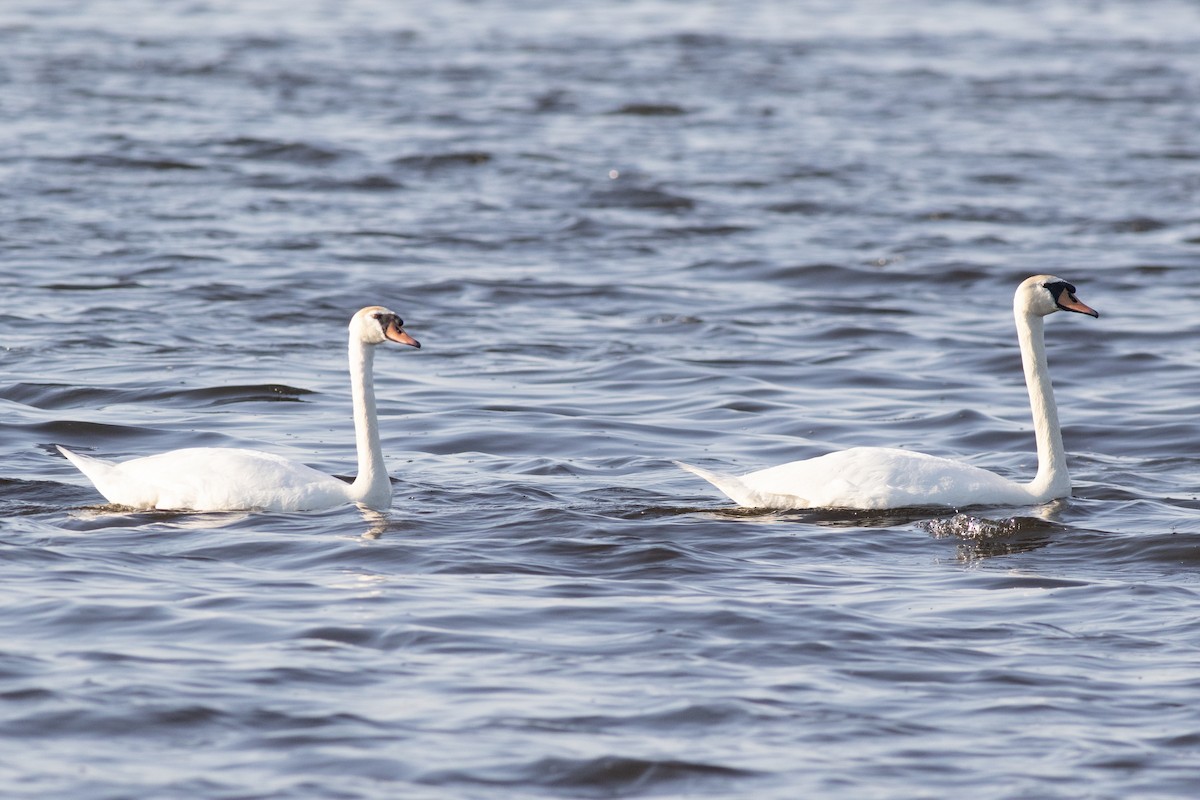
(4, 0, 1200, 797)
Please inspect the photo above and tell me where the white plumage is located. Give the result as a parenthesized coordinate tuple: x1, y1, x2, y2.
(57, 306, 420, 512)
(679, 275, 1099, 510)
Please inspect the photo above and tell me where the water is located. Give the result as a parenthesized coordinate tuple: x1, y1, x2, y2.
(3, 0, 1200, 796)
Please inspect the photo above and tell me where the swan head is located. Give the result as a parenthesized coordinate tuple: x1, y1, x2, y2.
(350, 306, 421, 348)
(1017, 275, 1099, 319)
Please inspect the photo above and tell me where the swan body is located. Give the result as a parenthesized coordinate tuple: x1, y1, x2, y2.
(679, 275, 1099, 510)
(57, 306, 420, 512)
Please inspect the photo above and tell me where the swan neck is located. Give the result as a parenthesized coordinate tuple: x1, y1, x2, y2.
(1016, 310, 1069, 500)
(348, 337, 391, 510)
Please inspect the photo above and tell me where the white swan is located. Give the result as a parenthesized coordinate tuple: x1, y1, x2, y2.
(678, 275, 1099, 510)
(57, 306, 420, 512)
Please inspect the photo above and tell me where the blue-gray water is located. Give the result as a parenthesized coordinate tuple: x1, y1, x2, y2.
(3, 1, 1200, 797)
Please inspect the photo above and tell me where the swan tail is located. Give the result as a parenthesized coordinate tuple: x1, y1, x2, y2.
(57, 445, 109, 474)
(56, 446, 129, 506)
(675, 461, 764, 508)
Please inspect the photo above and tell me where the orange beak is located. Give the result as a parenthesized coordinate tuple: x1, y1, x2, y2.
(384, 320, 421, 348)
(1055, 289, 1099, 318)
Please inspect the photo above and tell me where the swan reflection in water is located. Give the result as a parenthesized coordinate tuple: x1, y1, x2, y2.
(359, 508, 391, 540)
(60, 501, 396, 543)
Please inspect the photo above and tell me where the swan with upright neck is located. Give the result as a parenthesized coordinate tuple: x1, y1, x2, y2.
(57, 306, 420, 512)
(678, 275, 1099, 510)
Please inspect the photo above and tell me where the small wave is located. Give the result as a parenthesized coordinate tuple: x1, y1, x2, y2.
(969, 172, 1024, 185)
(658, 223, 750, 237)
(586, 186, 695, 210)
(44, 154, 203, 171)
(608, 102, 688, 116)
(423, 754, 756, 794)
(0, 382, 313, 410)
(38, 279, 145, 291)
(214, 137, 345, 164)
(390, 151, 493, 169)
(241, 173, 403, 191)
(0, 477, 81, 513)
(1132, 149, 1200, 161)
(765, 200, 836, 215)
(1101, 216, 1169, 233)
(917, 205, 1031, 224)
(183, 384, 316, 406)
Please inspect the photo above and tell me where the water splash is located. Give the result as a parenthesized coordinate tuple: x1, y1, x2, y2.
(919, 513, 1024, 540)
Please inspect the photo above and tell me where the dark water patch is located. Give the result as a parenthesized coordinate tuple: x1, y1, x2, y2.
(24, 419, 167, 444)
(176, 281, 269, 302)
(424, 754, 758, 796)
(298, 625, 379, 648)
(240, 173, 404, 191)
(784, 164, 853, 180)
(41, 154, 203, 172)
(341, 229, 420, 241)
(1123, 263, 1177, 276)
(1100, 216, 1170, 234)
(1132, 149, 1200, 161)
(1070, 529, 1200, 570)
(2, 698, 232, 741)
(608, 102, 688, 116)
(586, 186, 696, 211)
(0, 477, 88, 514)
(210, 137, 346, 164)
(655, 223, 752, 237)
(185, 384, 316, 406)
(969, 173, 1024, 185)
(389, 151, 493, 169)
(765, 200, 840, 215)
(39, 279, 145, 291)
(917, 205, 1031, 224)
(271, 236, 322, 250)
(136, 253, 226, 266)
(753, 261, 923, 287)
(0, 687, 56, 704)
(657, 502, 992, 531)
(1, 382, 313, 410)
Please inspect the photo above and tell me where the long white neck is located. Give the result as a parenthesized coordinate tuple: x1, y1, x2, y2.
(347, 336, 391, 510)
(1015, 308, 1069, 501)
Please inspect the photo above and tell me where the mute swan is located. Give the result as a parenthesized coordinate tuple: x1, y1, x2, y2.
(57, 306, 420, 512)
(678, 275, 1099, 510)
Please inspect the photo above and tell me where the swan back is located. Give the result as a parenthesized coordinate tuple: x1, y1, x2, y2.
(58, 445, 353, 511)
(683, 448, 1038, 510)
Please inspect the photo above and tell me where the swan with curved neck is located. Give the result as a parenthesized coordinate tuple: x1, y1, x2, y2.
(57, 306, 420, 512)
(678, 275, 1099, 510)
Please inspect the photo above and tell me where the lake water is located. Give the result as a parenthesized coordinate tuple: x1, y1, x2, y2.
(3, 0, 1200, 797)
